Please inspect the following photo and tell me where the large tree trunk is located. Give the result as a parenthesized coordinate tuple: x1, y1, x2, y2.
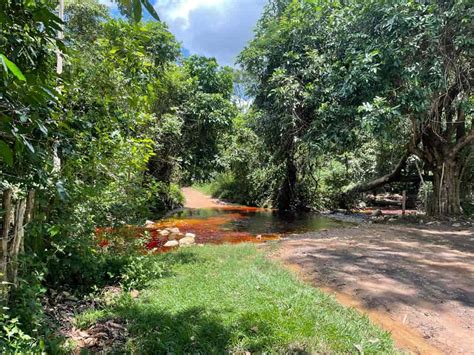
(430, 159, 462, 216)
(276, 156, 298, 212)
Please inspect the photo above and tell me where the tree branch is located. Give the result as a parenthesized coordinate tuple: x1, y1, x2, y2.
(449, 128, 474, 159)
(345, 151, 410, 195)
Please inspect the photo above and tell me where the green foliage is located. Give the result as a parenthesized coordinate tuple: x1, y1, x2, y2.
(0, 313, 44, 354)
(184, 55, 234, 99)
(0, 54, 26, 81)
(148, 181, 185, 213)
(0, 0, 62, 184)
(176, 56, 237, 183)
(236, 0, 473, 213)
(147, 54, 238, 184)
(204, 114, 277, 207)
(120, 255, 166, 290)
(64, 0, 109, 42)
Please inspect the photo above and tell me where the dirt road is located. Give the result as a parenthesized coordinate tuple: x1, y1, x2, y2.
(274, 224, 474, 354)
(181, 187, 224, 208)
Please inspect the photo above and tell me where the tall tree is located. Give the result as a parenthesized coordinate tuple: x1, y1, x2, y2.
(147, 55, 236, 184)
(240, 0, 473, 215)
(343, 0, 473, 215)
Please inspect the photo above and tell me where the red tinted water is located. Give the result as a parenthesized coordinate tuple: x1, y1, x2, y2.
(147, 207, 281, 244)
(95, 206, 280, 253)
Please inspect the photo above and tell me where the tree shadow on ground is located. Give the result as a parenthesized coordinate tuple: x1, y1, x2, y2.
(111, 305, 292, 354)
(283, 225, 474, 309)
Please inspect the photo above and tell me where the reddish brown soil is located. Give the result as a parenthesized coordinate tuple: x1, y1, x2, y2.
(182, 187, 225, 208)
(273, 224, 474, 354)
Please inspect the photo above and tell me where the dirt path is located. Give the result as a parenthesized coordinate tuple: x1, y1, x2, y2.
(273, 224, 474, 354)
(181, 187, 225, 208)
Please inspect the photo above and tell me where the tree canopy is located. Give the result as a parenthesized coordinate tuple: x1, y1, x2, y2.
(239, 0, 473, 214)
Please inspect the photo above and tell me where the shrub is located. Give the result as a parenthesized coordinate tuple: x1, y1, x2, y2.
(148, 181, 185, 214)
(0, 313, 44, 354)
(120, 255, 167, 290)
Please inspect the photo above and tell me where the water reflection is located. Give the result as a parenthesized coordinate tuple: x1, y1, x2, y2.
(155, 207, 345, 244)
(97, 207, 348, 253)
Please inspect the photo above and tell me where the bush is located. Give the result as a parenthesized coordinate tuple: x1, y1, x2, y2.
(0, 313, 44, 354)
(120, 255, 167, 290)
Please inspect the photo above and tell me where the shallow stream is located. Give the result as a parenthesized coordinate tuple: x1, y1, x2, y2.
(154, 206, 346, 244)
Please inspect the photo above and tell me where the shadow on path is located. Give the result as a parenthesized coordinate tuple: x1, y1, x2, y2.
(276, 224, 474, 354)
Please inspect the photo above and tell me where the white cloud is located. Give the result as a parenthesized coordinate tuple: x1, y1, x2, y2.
(97, 0, 265, 66)
(156, 0, 226, 29)
(98, 0, 115, 8)
(154, 0, 266, 66)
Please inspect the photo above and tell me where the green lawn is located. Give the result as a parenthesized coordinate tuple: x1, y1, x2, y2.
(77, 244, 396, 353)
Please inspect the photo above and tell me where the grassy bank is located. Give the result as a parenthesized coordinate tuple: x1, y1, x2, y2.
(76, 244, 396, 353)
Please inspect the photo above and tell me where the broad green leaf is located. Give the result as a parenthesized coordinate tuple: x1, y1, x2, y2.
(0, 54, 26, 81)
(133, 0, 142, 23)
(0, 140, 13, 166)
(141, 0, 160, 21)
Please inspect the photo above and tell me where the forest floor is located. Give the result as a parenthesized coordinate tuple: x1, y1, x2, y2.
(182, 188, 474, 354)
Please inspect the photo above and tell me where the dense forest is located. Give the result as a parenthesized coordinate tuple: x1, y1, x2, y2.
(0, 0, 472, 352)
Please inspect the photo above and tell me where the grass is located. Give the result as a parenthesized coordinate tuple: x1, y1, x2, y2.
(77, 244, 396, 353)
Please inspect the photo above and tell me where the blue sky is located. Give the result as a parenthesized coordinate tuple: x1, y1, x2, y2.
(100, 0, 266, 67)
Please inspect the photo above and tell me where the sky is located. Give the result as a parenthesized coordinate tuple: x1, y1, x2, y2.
(100, 0, 266, 67)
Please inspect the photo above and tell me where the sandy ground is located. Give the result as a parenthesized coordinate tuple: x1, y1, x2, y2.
(273, 225, 474, 354)
(182, 187, 224, 208)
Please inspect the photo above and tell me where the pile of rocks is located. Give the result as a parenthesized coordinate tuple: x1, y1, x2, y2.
(144, 221, 196, 248)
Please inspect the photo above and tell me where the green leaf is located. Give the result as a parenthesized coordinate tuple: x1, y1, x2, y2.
(48, 225, 60, 237)
(141, 0, 160, 21)
(0, 140, 13, 166)
(23, 139, 35, 154)
(133, 0, 142, 23)
(0, 54, 26, 81)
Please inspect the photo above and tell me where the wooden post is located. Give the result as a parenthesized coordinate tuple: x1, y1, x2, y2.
(1, 189, 12, 294)
(10, 199, 26, 287)
(402, 190, 406, 216)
